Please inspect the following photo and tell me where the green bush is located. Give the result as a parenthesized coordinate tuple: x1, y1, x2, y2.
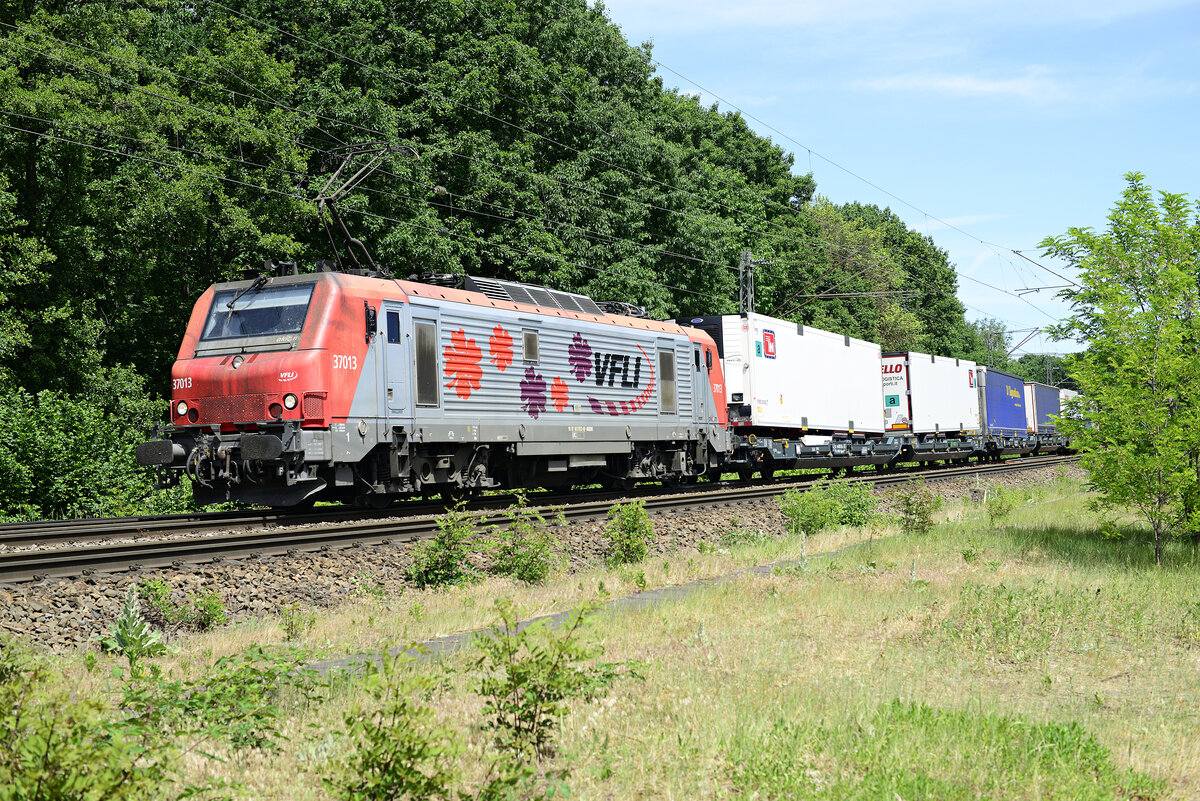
(139, 578, 228, 632)
(0, 637, 171, 800)
(406, 502, 481, 589)
(488, 494, 563, 584)
(0, 367, 187, 521)
(604, 500, 655, 566)
(778, 478, 878, 538)
(329, 655, 461, 801)
(473, 599, 640, 758)
(891, 478, 942, 535)
(828, 479, 879, 526)
(120, 645, 319, 753)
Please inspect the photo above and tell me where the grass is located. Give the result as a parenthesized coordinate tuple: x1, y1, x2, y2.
(29, 475, 1200, 798)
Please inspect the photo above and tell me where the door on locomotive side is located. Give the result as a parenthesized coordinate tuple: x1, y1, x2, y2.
(657, 340, 678, 417)
(382, 302, 411, 418)
(692, 343, 709, 425)
(410, 307, 442, 415)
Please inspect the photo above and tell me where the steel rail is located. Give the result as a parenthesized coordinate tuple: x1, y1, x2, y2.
(0, 455, 1075, 584)
(0, 453, 1071, 548)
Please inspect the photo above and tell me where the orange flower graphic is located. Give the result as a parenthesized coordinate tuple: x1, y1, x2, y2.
(444, 328, 483, 399)
(550, 376, 569, 412)
(489, 325, 514, 371)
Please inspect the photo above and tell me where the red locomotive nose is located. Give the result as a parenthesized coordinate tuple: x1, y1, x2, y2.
(170, 350, 329, 428)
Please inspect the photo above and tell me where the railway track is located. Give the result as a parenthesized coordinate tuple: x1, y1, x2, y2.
(0, 454, 1077, 584)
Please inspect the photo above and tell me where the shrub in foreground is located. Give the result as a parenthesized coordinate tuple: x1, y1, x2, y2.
(406, 502, 480, 589)
(604, 500, 655, 566)
(488, 494, 563, 584)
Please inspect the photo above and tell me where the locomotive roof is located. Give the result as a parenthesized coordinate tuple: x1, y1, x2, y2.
(210, 271, 698, 338)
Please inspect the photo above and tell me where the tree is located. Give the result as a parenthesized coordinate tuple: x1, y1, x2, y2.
(1012, 353, 1078, 391)
(1043, 172, 1200, 564)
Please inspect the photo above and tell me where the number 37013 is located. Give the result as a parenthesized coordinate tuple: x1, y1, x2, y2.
(333, 354, 358, 370)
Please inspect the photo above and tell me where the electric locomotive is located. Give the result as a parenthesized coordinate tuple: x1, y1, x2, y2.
(137, 264, 731, 506)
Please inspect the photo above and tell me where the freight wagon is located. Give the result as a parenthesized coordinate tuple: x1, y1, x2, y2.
(975, 367, 1036, 459)
(679, 312, 899, 477)
(882, 351, 980, 462)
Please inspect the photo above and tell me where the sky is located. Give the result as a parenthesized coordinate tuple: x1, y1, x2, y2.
(595, 0, 1200, 357)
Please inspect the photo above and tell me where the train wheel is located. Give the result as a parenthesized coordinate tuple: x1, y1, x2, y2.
(737, 467, 754, 482)
(440, 486, 478, 504)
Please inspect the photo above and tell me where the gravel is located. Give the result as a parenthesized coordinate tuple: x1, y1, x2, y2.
(0, 463, 1084, 651)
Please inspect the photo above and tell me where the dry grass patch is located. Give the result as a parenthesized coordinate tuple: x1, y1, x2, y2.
(13, 475, 1200, 799)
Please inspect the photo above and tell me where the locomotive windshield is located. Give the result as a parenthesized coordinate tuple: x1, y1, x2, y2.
(200, 284, 314, 341)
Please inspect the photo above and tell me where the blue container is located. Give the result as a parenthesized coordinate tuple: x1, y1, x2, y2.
(981, 368, 1027, 436)
(1031, 382, 1061, 434)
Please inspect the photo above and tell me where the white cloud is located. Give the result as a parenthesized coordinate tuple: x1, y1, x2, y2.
(858, 67, 1064, 102)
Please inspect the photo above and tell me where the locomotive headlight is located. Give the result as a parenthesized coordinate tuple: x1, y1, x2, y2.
(176, 400, 188, 417)
(231, 355, 244, 369)
(283, 393, 298, 410)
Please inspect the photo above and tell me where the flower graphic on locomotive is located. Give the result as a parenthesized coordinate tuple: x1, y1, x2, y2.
(567, 333, 592, 382)
(550, 376, 569, 413)
(520, 366, 547, 419)
(443, 328, 483, 399)
(439, 326, 655, 419)
(488, 324, 513, 371)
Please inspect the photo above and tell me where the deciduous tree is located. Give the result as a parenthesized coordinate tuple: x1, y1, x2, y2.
(1043, 172, 1200, 564)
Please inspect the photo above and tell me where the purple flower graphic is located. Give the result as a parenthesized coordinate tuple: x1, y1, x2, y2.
(568, 333, 593, 383)
(520, 366, 547, 419)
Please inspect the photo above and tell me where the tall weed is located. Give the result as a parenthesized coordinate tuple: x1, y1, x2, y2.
(489, 494, 564, 584)
(604, 500, 655, 566)
(407, 502, 481, 589)
(891, 478, 942, 535)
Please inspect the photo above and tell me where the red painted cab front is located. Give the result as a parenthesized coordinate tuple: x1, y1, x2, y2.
(144, 271, 391, 506)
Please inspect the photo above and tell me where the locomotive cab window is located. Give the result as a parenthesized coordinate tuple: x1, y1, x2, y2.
(386, 311, 401, 344)
(523, 330, 539, 363)
(659, 350, 677, 414)
(200, 284, 314, 341)
(415, 322, 439, 406)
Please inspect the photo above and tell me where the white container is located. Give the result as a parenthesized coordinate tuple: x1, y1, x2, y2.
(882, 351, 980, 435)
(719, 312, 883, 434)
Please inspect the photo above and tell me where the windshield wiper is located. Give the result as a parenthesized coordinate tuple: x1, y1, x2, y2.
(226, 274, 270, 311)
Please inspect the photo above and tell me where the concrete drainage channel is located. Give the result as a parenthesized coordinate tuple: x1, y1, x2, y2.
(306, 534, 891, 676)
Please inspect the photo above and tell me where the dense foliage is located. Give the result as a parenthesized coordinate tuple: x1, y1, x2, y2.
(0, 0, 989, 519)
(1043, 173, 1200, 564)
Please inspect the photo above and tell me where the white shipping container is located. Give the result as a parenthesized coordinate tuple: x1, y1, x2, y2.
(882, 351, 980, 435)
(720, 313, 883, 434)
